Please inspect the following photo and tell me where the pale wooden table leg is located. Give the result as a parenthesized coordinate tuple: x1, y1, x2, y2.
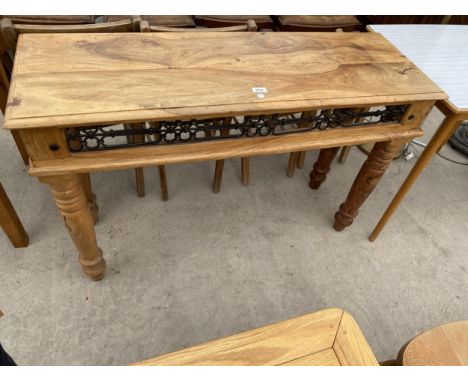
(287, 152, 298, 177)
(158, 165, 169, 201)
(369, 113, 463, 241)
(78, 173, 99, 224)
(334, 139, 406, 231)
(338, 146, 352, 164)
(309, 147, 340, 189)
(0, 182, 29, 248)
(241, 157, 250, 186)
(296, 151, 306, 169)
(40, 174, 106, 280)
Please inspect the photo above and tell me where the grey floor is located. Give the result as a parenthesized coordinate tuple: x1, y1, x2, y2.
(0, 109, 467, 365)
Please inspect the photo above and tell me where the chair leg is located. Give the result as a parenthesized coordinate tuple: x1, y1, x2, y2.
(135, 168, 145, 197)
(338, 146, 352, 164)
(0, 183, 29, 248)
(296, 151, 306, 169)
(158, 165, 169, 201)
(212, 160, 224, 193)
(241, 157, 250, 186)
(287, 152, 298, 177)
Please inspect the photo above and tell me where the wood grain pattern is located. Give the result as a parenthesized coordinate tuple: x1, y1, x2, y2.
(333, 311, 379, 366)
(28, 124, 424, 177)
(134, 308, 343, 366)
(133, 308, 378, 366)
(281, 349, 340, 366)
(4, 32, 445, 130)
(401, 321, 468, 366)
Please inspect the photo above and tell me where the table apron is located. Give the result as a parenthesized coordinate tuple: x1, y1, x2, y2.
(27, 124, 423, 177)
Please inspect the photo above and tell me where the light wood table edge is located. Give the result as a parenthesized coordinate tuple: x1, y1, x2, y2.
(3, 94, 446, 131)
(27, 125, 424, 177)
(132, 308, 378, 366)
(333, 311, 379, 366)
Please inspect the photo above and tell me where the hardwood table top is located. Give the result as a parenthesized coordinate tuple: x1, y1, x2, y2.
(402, 320, 468, 366)
(133, 308, 379, 366)
(368, 24, 468, 112)
(4, 32, 445, 130)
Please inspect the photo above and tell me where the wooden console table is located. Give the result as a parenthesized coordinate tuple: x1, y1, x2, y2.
(134, 308, 379, 366)
(3, 32, 445, 279)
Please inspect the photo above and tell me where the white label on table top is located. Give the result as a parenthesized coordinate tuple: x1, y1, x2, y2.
(252, 87, 268, 93)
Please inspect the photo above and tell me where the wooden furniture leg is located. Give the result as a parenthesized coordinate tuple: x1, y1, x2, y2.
(309, 147, 340, 189)
(334, 139, 405, 231)
(212, 117, 232, 193)
(287, 152, 298, 177)
(78, 173, 99, 224)
(296, 151, 306, 168)
(338, 146, 352, 164)
(39, 174, 106, 280)
(212, 160, 224, 193)
(369, 113, 463, 241)
(158, 165, 169, 201)
(135, 168, 145, 197)
(241, 157, 250, 186)
(0, 182, 29, 248)
(128, 123, 146, 197)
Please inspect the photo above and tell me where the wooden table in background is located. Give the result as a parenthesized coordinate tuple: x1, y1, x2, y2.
(134, 308, 379, 366)
(3, 32, 445, 279)
(367, 25, 468, 241)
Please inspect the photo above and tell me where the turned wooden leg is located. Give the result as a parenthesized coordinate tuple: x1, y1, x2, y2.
(40, 174, 106, 280)
(296, 151, 306, 169)
(338, 146, 352, 164)
(334, 139, 405, 232)
(0, 182, 29, 248)
(212, 160, 224, 193)
(287, 152, 298, 177)
(78, 173, 99, 224)
(241, 157, 250, 186)
(309, 147, 340, 189)
(158, 165, 169, 201)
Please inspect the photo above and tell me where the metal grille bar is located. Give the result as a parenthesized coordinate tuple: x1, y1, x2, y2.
(66, 105, 408, 152)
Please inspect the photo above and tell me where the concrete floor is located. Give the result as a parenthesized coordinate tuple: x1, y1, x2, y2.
(0, 109, 467, 365)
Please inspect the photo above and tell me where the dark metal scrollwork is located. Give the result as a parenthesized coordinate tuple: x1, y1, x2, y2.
(66, 105, 408, 152)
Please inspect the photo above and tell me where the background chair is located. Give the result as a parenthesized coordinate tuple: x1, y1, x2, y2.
(138, 19, 257, 198)
(0, 182, 28, 248)
(274, 15, 362, 32)
(0, 15, 96, 25)
(104, 15, 195, 28)
(194, 15, 273, 30)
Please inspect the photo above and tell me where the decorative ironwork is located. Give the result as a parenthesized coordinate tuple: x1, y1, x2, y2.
(66, 105, 408, 152)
